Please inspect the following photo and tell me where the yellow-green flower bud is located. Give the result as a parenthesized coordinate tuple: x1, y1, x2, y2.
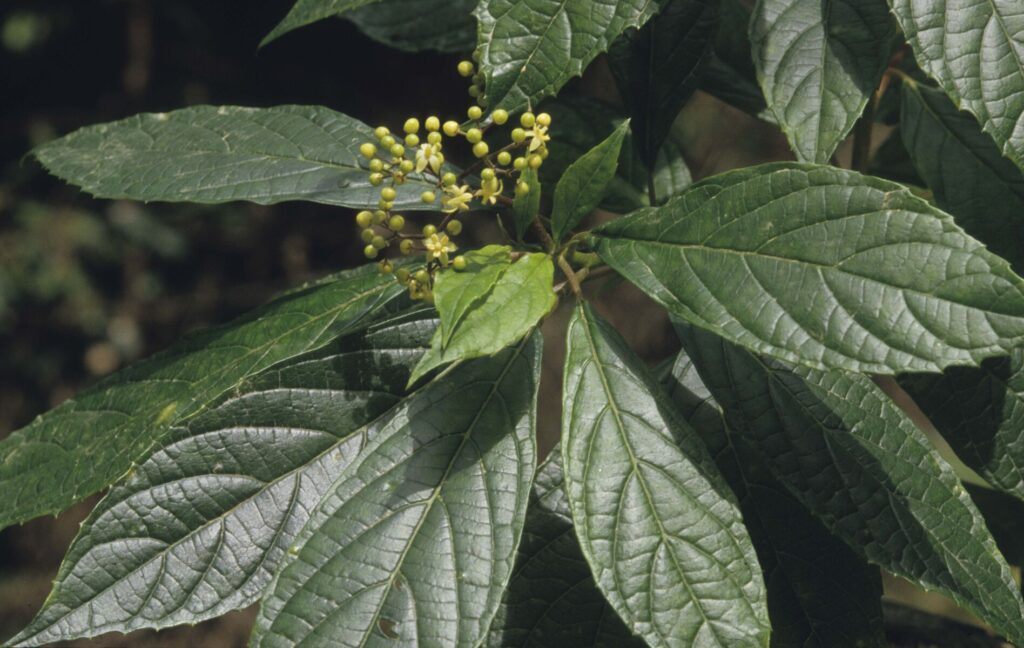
(446, 220, 463, 236)
(364, 244, 379, 259)
(395, 268, 411, 283)
(390, 143, 405, 158)
(414, 269, 431, 284)
(468, 86, 481, 98)
(379, 259, 393, 274)
(452, 255, 467, 271)
(355, 210, 374, 228)
(399, 239, 415, 255)
(379, 199, 394, 210)
(511, 128, 526, 143)
(442, 172, 457, 186)
(425, 116, 440, 131)
(373, 210, 387, 224)
(381, 135, 396, 148)
(403, 118, 420, 134)
(466, 128, 483, 143)
(369, 159, 384, 172)
(421, 191, 437, 204)
(457, 60, 475, 77)
(427, 131, 443, 145)
(405, 134, 420, 147)
(520, 112, 536, 128)
(388, 215, 406, 230)
(400, 159, 415, 173)
(467, 105, 483, 120)
(515, 180, 530, 195)
(497, 151, 512, 166)
(537, 112, 552, 127)
(371, 235, 388, 249)
(359, 142, 377, 159)
(369, 172, 384, 185)
(381, 187, 397, 201)
(443, 121, 460, 137)
(422, 224, 437, 237)
(374, 126, 390, 140)
(481, 168, 496, 181)
(492, 109, 509, 125)
(361, 228, 376, 243)
(473, 141, 489, 158)
(528, 154, 543, 169)
(513, 156, 527, 170)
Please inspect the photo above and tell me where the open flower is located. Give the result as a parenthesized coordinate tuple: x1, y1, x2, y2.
(441, 183, 474, 213)
(475, 176, 504, 205)
(424, 233, 457, 266)
(415, 143, 444, 174)
(526, 123, 550, 152)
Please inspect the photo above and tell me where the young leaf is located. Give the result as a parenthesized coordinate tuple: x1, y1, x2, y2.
(6, 310, 436, 646)
(901, 81, 1024, 272)
(0, 263, 406, 531)
(676, 323, 1024, 645)
(750, 0, 895, 162)
(263, 0, 379, 45)
(665, 351, 886, 648)
(434, 245, 514, 347)
(486, 452, 645, 648)
(609, 0, 719, 168)
(409, 253, 555, 384)
(251, 334, 542, 648)
(592, 162, 1024, 375)
(900, 351, 1024, 503)
(345, 0, 476, 53)
(34, 105, 441, 209)
(475, 0, 661, 112)
(890, 0, 1024, 173)
(551, 120, 630, 242)
(513, 168, 542, 239)
(561, 302, 770, 647)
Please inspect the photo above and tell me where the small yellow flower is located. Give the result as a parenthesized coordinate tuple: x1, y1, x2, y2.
(441, 183, 474, 213)
(424, 233, 457, 266)
(475, 176, 504, 205)
(526, 123, 550, 152)
(415, 143, 444, 174)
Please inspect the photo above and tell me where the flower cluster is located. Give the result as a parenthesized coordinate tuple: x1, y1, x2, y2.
(353, 59, 553, 302)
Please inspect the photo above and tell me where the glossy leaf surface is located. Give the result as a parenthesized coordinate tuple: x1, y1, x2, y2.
(264, 0, 379, 45)
(593, 162, 1024, 374)
(251, 334, 542, 647)
(551, 120, 630, 242)
(34, 106, 439, 209)
(677, 324, 1024, 645)
(0, 264, 405, 531)
(562, 302, 770, 648)
(346, 0, 476, 52)
(8, 311, 435, 646)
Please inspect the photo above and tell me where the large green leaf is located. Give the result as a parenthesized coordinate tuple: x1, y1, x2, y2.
(561, 302, 770, 647)
(551, 120, 630, 242)
(6, 310, 435, 646)
(486, 452, 645, 648)
(263, 0, 379, 45)
(592, 162, 1024, 374)
(750, 0, 894, 162)
(900, 351, 1024, 502)
(676, 323, 1024, 645)
(890, 0, 1024, 173)
(665, 351, 886, 648)
(409, 252, 555, 384)
(34, 105, 440, 209)
(901, 81, 1024, 272)
(251, 333, 542, 647)
(609, 0, 719, 168)
(345, 0, 476, 52)
(475, 0, 661, 112)
(433, 245, 514, 348)
(0, 263, 406, 531)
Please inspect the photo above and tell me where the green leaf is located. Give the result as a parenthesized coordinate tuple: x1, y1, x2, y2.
(901, 81, 1024, 272)
(513, 168, 542, 239)
(251, 333, 542, 648)
(263, 0, 379, 45)
(890, 0, 1024, 173)
(900, 351, 1024, 502)
(0, 263, 406, 531)
(433, 245, 513, 347)
(345, 0, 476, 52)
(592, 162, 1024, 374)
(34, 105, 441, 209)
(551, 120, 630, 242)
(409, 253, 555, 384)
(664, 350, 886, 648)
(6, 310, 435, 646)
(475, 0, 661, 112)
(486, 452, 645, 648)
(609, 0, 719, 168)
(561, 302, 770, 647)
(750, 0, 894, 162)
(676, 323, 1024, 645)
